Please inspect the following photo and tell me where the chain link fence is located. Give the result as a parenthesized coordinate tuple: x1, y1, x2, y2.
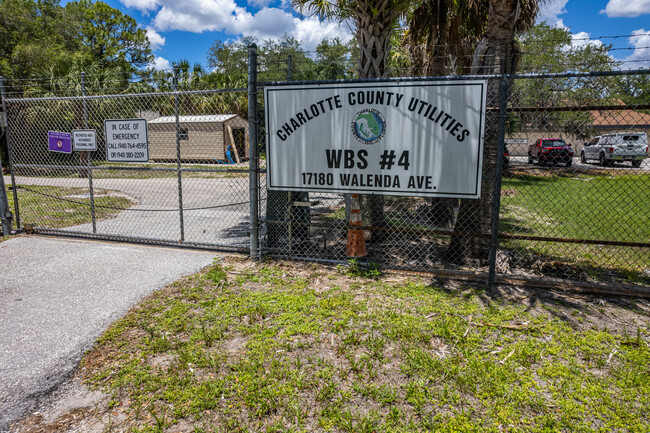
(497, 72, 650, 287)
(2, 65, 649, 292)
(256, 69, 650, 291)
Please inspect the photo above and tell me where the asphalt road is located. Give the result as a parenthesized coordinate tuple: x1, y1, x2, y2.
(508, 155, 650, 170)
(0, 237, 217, 431)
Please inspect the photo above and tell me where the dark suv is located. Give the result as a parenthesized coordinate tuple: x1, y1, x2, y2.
(528, 138, 574, 167)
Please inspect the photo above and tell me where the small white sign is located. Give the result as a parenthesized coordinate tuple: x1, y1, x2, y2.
(505, 138, 527, 144)
(104, 119, 149, 162)
(72, 129, 97, 151)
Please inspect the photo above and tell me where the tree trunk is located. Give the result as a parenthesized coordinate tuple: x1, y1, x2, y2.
(447, 0, 522, 265)
(405, 0, 462, 230)
(354, 0, 394, 243)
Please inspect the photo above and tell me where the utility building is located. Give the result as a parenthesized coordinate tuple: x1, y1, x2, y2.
(148, 114, 248, 162)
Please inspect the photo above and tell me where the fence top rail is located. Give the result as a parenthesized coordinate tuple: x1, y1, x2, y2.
(258, 74, 503, 87)
(3, 87, 247, 103)
(509, 68, 650, 80)
(259, 68, 650, 88)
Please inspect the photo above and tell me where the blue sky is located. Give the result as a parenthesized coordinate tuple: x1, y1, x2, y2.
(88, 0, 650, 71)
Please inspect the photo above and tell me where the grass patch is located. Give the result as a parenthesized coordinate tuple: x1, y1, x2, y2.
(76, 259, 650, 432)
(7, 185, 134, 229)
(500, 172, 650, 279)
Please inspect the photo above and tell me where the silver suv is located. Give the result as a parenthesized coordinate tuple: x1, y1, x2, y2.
(581, 132, 648, 168)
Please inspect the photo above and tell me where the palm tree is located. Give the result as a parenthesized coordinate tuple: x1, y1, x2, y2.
(405, 0, 489, 76)
(403, 1, 490, 229)
(447, 0, 541, 264)
(294, 0, 412, 79)
(293, 0, 413, 242)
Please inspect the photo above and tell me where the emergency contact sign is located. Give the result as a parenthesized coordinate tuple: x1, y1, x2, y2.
(264, 80, 487, 198)
(104, 119, 149, 162)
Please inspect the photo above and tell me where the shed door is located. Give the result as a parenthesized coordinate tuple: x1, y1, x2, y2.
(232, 128, 246, 160)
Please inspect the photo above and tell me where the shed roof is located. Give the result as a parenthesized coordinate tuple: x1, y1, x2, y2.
(591, 107, 650, 128)
(149, 114, 239, 124)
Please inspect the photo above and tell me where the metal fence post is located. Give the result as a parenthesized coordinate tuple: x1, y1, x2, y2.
(248, 43, 260, 261)
(0, 76, 11, 235)
(488, 73, 510, 287)
(173, 66, 185, 242)
(0, 76, 19, 230)
(81, 72, 97, 233)
(0, 149, 11, 236)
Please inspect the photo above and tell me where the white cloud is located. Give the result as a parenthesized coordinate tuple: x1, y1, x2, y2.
(120, 0, 352, 51)
(601, 0, 650, 17)
(146, 1, 352, 49)
(120, 0, 159, 11)
(152, 0, 244, 33)
(536, 0, 569, 26)
(623, 29, 650, 68)
(145, 26, 165, 51)
(554, 19, 568, 30)
(150, 56, 171, 70)
(237, 8, 296, 38)
(569, 31, 603, 49)
(292, 16, 353, 50)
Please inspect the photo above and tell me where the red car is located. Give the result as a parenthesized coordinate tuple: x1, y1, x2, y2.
(528, 138, 574, 167)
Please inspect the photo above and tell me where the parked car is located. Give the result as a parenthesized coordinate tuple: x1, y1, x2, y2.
(528, 138, 574, 167)
(502, 145, 510, 171)
(581, 132, 648, 168)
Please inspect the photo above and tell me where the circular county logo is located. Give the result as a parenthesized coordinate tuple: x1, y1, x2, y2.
(351, 109, 386, 145)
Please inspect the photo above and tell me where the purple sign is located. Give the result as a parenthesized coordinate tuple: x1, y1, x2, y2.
(48, 131, 72, 154)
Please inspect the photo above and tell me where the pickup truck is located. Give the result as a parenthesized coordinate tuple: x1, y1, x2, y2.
(581, 132, 648, 168)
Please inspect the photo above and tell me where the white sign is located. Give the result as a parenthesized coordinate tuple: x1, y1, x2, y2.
(104, 119, 149, 162)
(505, 138, 527, 144)
(72, 129, 97, 151)
(264, 80, 487, 198)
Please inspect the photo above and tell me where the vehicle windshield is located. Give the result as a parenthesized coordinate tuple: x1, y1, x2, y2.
(542, 139, 567, 147)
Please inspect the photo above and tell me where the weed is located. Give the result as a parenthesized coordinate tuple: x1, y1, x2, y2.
(338, 258, 382, 278)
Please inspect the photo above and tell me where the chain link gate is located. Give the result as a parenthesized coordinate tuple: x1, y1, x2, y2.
(2, 80, 252, 252)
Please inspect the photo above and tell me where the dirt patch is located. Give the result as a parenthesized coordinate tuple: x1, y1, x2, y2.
(10, 377, 108, 433)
